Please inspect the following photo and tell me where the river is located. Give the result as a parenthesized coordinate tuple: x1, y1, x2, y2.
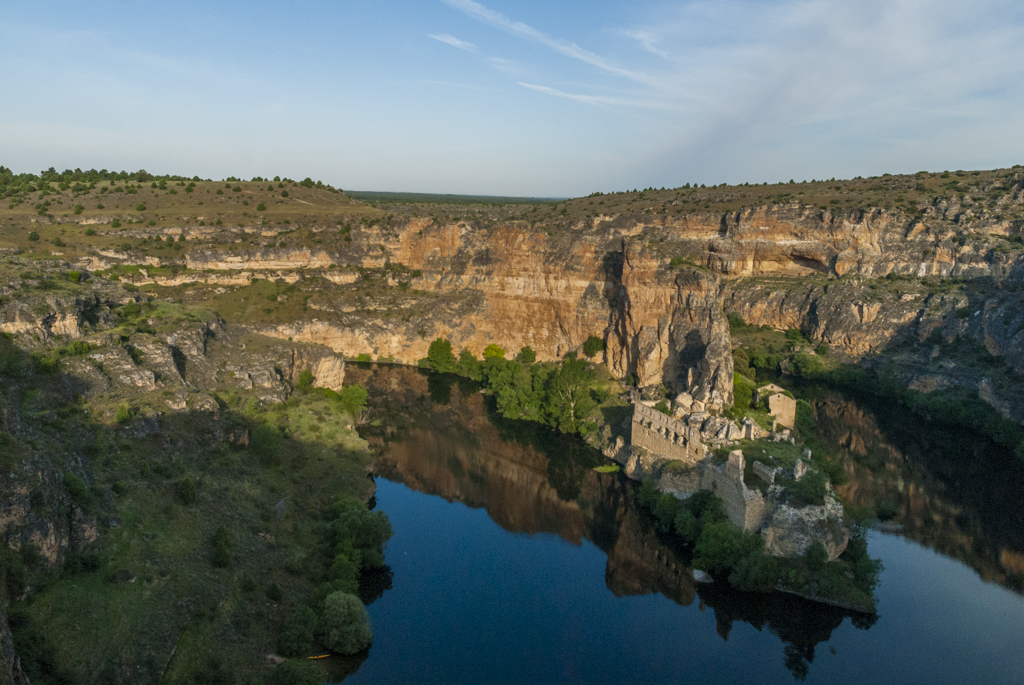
(327, 365, 1024, 684)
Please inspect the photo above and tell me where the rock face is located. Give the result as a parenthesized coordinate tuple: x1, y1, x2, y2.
(608, 243, 733, 399)
(761, 497, 849, 560)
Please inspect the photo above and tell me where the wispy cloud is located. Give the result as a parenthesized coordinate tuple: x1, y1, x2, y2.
(622, 30, 668, 59)
(428, 33, 477, 52)
(441, 0, 656, 86)
(517, 83, 680, 110)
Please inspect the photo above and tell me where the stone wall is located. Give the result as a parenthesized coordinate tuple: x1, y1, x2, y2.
(768, 394, 797, 428)
(700, 451, 768, 532)
(630, 403, 706, 464)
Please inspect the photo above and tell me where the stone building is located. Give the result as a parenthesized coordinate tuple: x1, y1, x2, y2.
(630, 403, 706, 465)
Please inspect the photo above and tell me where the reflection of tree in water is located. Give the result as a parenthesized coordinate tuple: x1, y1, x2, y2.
(697, 583, 874, 680)
(487, 408, 603, 501)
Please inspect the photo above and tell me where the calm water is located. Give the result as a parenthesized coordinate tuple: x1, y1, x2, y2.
(331, 367, 1024, 684)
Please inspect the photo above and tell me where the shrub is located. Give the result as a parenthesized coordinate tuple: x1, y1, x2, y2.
(256, 202, 266, 211)
(62, 471, 92, 506)
(786, 468, 828, 506)
(53, 237, 65, 247)
(785, 328, 803, 341)
(483, 343, 505, 359)
(653, 400, 671, 415)
(216, 189, 223, 195)
(582, 335, 605, 358)
(28, 231, 39, 242)
(266, 582, 284, 602)
(815, 344, 829, 356)
(210, 526, 232, 568)
(73, 204, 84, 215)
(67, 270, 81, 283)
(119, 301, 142, 319)
(281, 190, 289, 198)
(296, 369, 314, 392)
(111, 219, 121, 228)
(728, 551, 780, 593)
(175, 477, 197, 505)
(317, 592, 372, 655)
(693, 522, 742, 574)
(135, 203, 146, 212)
(279, 606, 318, 657)
(84, 228, 96, 236)
(114, 402, 132, 424)
(455, 349, 481, 380)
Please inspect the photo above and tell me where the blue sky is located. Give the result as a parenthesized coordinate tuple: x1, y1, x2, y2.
(2, 0, 1024, 196)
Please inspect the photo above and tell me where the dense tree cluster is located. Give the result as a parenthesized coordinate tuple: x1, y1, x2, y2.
(425, 338, 601, 436)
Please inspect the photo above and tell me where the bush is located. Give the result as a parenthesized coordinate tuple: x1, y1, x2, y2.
(266, 582, 284, 602)
(335, 385, 368, 417)
(815, 344, 828, 356)
(84, 228, 96, 236)
(175, 477, 197, 505)
(256, 202, 266, 211)
(119, 301, 142, 319)
(317, 592, 372, 655)
(653, 400, 671, 415)
(296, 369, 314, 392)
(67, 270, 81, 283)
(785, 468, 828, 506)
(279, 606, 318, 657)
(483, 343, 505, 359)
(73, 204, 83, 215)
(111, 219, 121, 228)
(114, 402, 132, 424)
(62, 471, 92, 506)
(28, 231, 39, 242)
(582, 335, 605, 359)
(135, 203, 146, 212)
(455, 349, 481, 380)
(728, 551, 780, 593)
(785, 328, 803, 341)
(693, 522, 742, 574)
(210, 526, 232, 568)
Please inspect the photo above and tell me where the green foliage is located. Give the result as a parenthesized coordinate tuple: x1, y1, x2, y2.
(727, 313, 749, 332)
(67, 270, 81, 284)
(728, 551, 780, 593)
(653, 400, 671, 415)
(317, 592, 372, 655)
(111, 219, 121, 228)
(455, 349, 481, 380)
(135, 203, 146, 212)
(582, 335, 605, 358)
(278, 606, 318, 657)
(119, 301, 142, 320)
(296, 369, 314, 392)
(784, 468, 828, 506)
(426, 338, 456, 373)
(62, 471, 93, 507)
(175, 477, 197, 505)
(545, 354, 597, 434)
(785, 328, 803, 341)
(114, 402, 132, 424)
(210, 526, 232, 568)
(814, 343, 829, 356)
(693, 523, 743, 574)
(515, 346, 537, 364)
(792, 353, 826, 377)
(733, 373, 753, 410)
(256, 202, 266, 211)
(84, 228, 96, 236)
(28, 231, 39, 242)
(328, 499, 392, 570)
(267, 659, 325, 685)
(806, 541, 828, 572)
(483, 343, 505, 359)
(335, 385, 368, 417)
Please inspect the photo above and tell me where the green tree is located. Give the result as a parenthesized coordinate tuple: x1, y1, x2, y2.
(455, 348, 481, 380)
(693, 522, 742, 574)
(296, 369, 314, 392)
(317, 592, 372, 655)
(582, 335, 605, 358)
(111, 219, 121, 228)
(545, 354, 596, 434)
(426, 338, 456, 373)
(256, 202, 266, 211)
(279, 606, 317, 657)
(114, 402, 132, 424)
(335, 385, 368, 417)
(483, 343, 505, 359)
(329, 500, 393, 569)
(515, 346, 537, 364)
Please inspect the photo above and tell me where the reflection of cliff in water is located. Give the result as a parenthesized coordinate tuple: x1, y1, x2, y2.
(348, 365, 870, 679)
(809, 392, 1024, 593)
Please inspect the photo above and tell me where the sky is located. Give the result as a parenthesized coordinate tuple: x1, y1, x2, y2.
(2, 0, 1024, 197)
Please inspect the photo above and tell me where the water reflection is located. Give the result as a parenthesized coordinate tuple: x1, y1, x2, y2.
(806, 390, 1024, 593)
(348, 366, 879, 679)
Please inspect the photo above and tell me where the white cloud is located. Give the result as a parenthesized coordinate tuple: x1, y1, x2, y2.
(441, 0, 657, 86)
(428, 33, 477, 52)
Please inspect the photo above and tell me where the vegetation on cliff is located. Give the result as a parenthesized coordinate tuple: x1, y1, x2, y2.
(0, 290, 388, 684)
